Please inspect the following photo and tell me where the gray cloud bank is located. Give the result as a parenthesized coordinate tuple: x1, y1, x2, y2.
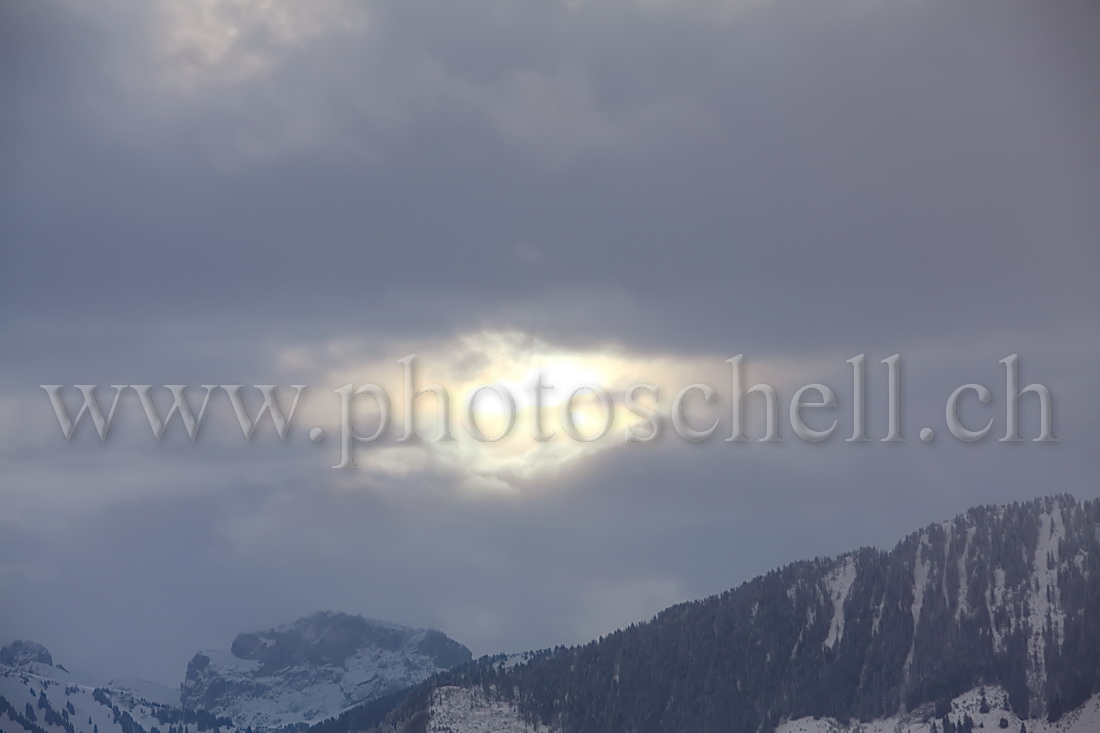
(1, 0, 1098, 685)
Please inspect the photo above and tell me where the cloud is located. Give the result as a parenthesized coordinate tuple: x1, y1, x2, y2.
(135, 0, 371, 89)
(1, 0, 1098, 689)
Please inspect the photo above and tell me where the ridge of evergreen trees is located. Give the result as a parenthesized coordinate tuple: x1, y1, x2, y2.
(310, 495, 1100, 733)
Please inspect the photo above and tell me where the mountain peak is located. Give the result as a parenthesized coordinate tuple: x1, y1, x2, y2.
(182, 612, 472, 731)
(0, 639, 54, 668)
(329, 494, 1100, 733)
(226, 611, 469, 673)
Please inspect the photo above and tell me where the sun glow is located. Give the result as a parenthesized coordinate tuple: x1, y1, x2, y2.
(283, 331, 672, 489)
(280, 330, 804, 491)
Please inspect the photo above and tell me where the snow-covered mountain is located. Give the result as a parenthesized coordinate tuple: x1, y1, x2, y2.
(317, 494, 1100, 733)
(0, 611, 471, 733)
(180, 612, 471, 732)
(0, 641, 236, 733)
(0, 642, 56, 670)
(9, 495, 1100, 733)
(391, 684, 1100, 733)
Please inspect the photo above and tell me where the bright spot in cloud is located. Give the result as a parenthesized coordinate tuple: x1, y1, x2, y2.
(284, 330, 765, 491)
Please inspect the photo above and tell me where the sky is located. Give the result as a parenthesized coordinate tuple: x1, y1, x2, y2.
(2, 0, 1099, 687)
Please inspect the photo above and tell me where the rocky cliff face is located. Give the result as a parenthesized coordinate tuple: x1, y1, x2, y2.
(320, 494, 1100, 733)
(180, 612, 471, 731)
(0, 640, 54, 668)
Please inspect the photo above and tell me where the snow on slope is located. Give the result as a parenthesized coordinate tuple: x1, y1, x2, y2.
(1026, 500, 1066, 713)
(777, 686, 1100, 733)
(424, 686, 550, 733)
(184, 642, 421, 730)
(182, 612, 472, 731)
(0, 661, 229, 733)
(823, 555, 857, 650)
(420, 685, 1100, 733)
(104, 678, 179, 708)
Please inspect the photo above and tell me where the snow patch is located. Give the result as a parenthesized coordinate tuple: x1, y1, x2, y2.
(1026, 502, 1066, 714)
(426, 685, 553, 732)
(777, 686, 1100, 733)
(823, 556, 857, 650)
(955, 524, 976, 621)
(904, 537, 931, 675)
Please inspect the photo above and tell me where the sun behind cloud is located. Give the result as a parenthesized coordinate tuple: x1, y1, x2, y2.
(282, 330, 749, 490)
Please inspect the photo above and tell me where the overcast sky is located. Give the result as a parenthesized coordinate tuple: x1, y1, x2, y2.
(2, 0, 1099, 687)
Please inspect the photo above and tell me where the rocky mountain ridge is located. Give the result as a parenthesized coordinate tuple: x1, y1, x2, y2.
(180, 611, 472, 731)
(0, 641, 238, 733)
(313, 494, 1100, 733)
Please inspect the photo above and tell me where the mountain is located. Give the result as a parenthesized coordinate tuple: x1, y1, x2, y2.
(0, 641, 238, 733)
(312, 494, 1100, 733)
(180, 612, 472, 732)
(0, 642, 55, 669)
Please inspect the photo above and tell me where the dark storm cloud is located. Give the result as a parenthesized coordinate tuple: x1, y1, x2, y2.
(5, 0, 1097, 353)
(1, 0, 1098, 686)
